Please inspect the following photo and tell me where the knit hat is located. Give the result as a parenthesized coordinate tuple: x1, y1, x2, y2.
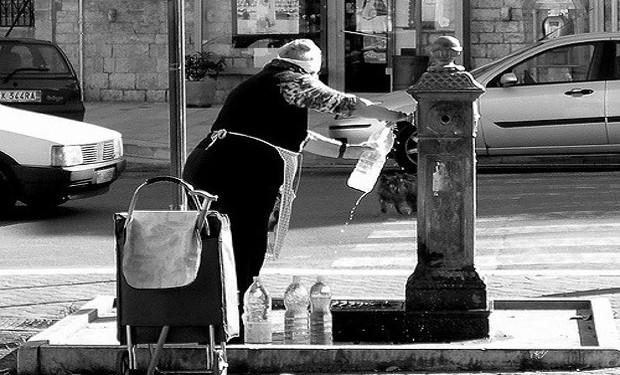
(276, 39, 322, 74)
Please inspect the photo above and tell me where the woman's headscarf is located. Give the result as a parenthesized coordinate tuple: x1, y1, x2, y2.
(276, 39, 322, 74)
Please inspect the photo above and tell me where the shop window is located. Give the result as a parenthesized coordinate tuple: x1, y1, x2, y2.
(0, 0, 34, 27)
(233, 0, 322, 65)
(421, 0, 454, 31)
(355, 0, 389, 33)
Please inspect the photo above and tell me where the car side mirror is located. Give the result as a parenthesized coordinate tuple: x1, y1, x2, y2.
(500, 73, 518, 87)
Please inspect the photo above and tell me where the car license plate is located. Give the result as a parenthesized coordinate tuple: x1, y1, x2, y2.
(0, 90, 42, 103)
(95, 167, 115, 184)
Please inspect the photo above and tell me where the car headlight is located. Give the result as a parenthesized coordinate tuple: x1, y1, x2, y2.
(113, 137, 123, 158)
(51, 145, 83, 167)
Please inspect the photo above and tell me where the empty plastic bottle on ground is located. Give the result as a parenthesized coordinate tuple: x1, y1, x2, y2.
(309, 275, 333, 345)
(347, 125, 395, 193)
(283, 276, 310, 344)
(242, 276, 272, 344)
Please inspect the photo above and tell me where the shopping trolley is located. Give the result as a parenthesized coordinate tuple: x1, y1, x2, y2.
(114, 176, 239, 375)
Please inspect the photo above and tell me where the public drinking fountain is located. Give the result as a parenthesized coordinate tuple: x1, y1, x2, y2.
(331, 36, 489, 343)
(404, 35, 489, 342)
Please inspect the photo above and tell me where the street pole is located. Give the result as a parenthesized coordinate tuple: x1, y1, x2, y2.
(167, 0, 187, 209)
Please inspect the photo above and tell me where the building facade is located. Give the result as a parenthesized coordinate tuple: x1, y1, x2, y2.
(1, 0, 618, 103)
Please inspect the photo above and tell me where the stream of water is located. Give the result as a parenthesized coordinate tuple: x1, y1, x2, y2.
(341, 192, 369, 232)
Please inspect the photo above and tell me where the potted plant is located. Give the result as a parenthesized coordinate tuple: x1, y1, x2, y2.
(184, 51, 226, 107)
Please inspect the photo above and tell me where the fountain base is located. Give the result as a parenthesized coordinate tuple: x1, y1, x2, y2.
(332, 300, 489, 343)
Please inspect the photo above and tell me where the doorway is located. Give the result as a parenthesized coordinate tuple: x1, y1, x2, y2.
(344, 0, 391, 92)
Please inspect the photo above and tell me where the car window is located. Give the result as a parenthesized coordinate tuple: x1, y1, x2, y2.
(471, 41, 543, 77)
(488, 42, 601, 87)
(0, 43, 71, 74)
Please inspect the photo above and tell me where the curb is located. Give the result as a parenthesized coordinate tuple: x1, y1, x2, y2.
(17, 296, 115, 375)
(123, 140, 171, 162)
(122, 139, 360, 170)
(26, 296, 114, 346)
(17, 296, 620, 374)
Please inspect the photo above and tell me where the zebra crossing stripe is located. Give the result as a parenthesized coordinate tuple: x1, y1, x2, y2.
(369, 224, 620, 239)
(331, 252, 620, 269)
(260, 267, 620, 277)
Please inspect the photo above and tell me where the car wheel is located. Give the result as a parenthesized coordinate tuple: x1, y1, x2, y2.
(0, 168, 17, 214)
(393, 122, 418, 173)
(23, 194, 68, 210)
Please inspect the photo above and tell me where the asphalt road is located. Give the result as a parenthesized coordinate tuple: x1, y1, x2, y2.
(1, 164, 619, 276)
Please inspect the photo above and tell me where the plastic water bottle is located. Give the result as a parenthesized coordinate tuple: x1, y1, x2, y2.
(347, 125, 395, 193)
(242, 276, 272, 344)
(309, 275, 333, 345)
(283, 276, 310, 344)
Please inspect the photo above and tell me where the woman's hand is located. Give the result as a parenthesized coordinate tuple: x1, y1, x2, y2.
(355, 97, 413, 123)
(345, 142, 375, 159)
(388, 110, 410, 123)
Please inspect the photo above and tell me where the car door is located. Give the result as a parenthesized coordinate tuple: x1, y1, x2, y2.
(607, 41, 620, 148)
(479, 41, 608, 155)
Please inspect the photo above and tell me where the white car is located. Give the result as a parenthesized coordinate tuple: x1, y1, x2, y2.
(326, 32, 620, 172)
(0, 104, 126, 212)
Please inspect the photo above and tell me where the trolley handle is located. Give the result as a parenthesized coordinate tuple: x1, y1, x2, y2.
(190, 189, 219, 234)
(144, 175, 193, 188)
(144, 176, 218, 210)
(126, 176, 218, 234)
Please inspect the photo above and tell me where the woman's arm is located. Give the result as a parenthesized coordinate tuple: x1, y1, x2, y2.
(351, 97, 408, 123)
(278, 72, 408, 158)
(279, 73, 409, 122)
(302, 130, 371, 159)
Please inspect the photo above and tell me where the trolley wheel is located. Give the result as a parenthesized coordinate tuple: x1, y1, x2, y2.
(116, 350, 144, 375)
(213, 349, 228, 375)
(116, 350, 130, 375)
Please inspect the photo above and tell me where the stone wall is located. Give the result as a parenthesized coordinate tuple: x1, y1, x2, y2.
(77, 0, 167, 102)
(201, 0, 253, 104)
(469, 0, 591, 68)
(64, 0, 189, 102)
(469, 0, 527, 68)
(2, 0, 197, 103)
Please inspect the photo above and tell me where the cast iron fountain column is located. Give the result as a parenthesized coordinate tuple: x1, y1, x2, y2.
(405, 36, 489, 342)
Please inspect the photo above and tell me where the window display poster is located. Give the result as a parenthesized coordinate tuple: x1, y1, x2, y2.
(356, 0, 389, 33)
(394, 0, 412, 28)
(422, 0, 454, 29)
(237, 0, 300, 35)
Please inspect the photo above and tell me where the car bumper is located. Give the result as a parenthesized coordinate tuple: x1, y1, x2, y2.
(12, 158, 126, 200)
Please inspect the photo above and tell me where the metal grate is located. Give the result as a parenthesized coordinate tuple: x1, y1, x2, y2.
(80, 140, 117, 165)
(0, 0, 34, 28)
(81, 143, 99, 164)
(103, 140, 115, 160)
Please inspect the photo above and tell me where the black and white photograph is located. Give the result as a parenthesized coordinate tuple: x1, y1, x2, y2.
(2, 1, 620, 375)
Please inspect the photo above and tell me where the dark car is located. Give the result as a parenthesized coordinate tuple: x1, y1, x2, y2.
(0, 38, 85, 121)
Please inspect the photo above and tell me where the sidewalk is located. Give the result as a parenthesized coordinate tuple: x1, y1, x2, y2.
(83, 101, 357, 169)
(3, 271, 620, 374)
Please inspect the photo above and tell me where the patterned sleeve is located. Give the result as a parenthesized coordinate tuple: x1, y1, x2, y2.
(278, 72, 358, 116)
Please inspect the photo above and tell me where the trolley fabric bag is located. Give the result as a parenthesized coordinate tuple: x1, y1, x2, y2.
(122, 209, 204, 289)
(114, 176, 239, 342)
